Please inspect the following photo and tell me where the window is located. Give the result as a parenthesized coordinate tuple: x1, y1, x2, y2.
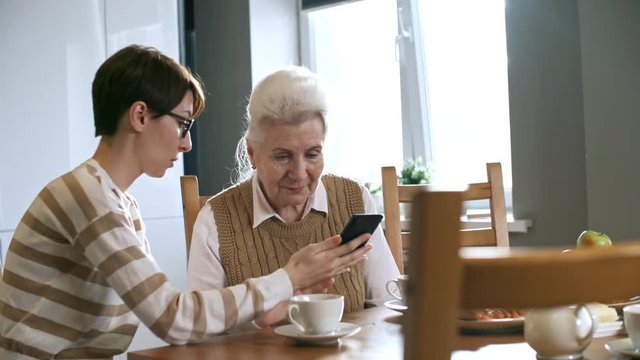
(300, 0, 402, 187)
(301, 0, 512, 207)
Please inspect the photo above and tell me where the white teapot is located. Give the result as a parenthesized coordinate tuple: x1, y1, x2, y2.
(524, 304, 597, 360)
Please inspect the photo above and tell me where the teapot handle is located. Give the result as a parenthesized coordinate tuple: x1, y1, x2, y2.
(572, 303, 596, 344)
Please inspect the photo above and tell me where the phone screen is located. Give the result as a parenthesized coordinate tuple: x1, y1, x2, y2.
(340, 214, 383, 249)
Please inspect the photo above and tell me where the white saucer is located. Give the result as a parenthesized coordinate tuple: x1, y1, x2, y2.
(274, 322, 361, 344)
(605, 338, 640, 358)
(384, 299, 407, 313)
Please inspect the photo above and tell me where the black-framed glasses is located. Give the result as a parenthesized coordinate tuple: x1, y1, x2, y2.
(167, 112, 195, 138)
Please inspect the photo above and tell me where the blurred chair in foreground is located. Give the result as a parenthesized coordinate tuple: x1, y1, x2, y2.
(381, 162, 508, 273)
(404, 189, 640, 360)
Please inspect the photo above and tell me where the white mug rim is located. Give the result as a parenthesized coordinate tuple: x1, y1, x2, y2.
(624, 304, 640, 314)
(290, 294, 343, 303)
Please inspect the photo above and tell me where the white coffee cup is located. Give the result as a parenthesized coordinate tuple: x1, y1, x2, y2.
(624, 304, 640, 348)
(386, 274, 409, 302)
(288, 294, 344, 335)
(524, 304, 597, 360)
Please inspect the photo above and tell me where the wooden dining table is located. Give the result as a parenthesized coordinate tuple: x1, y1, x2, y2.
(127, 305, 626, 359)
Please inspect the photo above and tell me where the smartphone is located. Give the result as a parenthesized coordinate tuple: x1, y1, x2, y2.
(340, 213, 383, 249)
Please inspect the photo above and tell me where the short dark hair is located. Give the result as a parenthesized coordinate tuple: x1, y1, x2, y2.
(92, 44, 205, 137)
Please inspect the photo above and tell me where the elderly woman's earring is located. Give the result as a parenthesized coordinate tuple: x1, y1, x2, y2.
(251, 165, 256, 170)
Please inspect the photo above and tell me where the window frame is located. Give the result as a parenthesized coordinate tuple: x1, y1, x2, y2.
(299, 0, 514, 211)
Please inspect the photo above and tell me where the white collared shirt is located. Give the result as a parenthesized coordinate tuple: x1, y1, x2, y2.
(251, 173, 327, 226)
(187, 174, 400, 306)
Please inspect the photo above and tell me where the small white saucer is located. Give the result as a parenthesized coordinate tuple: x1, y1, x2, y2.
(274, 322, 361, 344)
(605, 338, 640, 358)
(384, 299, 407, 313)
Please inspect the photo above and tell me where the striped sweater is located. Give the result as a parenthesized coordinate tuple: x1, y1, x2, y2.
(0, 159, 292, 359)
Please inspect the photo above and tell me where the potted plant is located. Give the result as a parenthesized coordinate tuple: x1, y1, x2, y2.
(397, 158, 431, 219)
(398, 158, 431, 185)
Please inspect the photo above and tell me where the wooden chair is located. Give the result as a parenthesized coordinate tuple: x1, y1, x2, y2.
(404, 189, 640, 360)
(180, 175, 211, 259)
(381, 162, 509, 273)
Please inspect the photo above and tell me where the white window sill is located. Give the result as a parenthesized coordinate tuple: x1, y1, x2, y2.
(397, 214, 533, 234)
(460, 214, 533, 233)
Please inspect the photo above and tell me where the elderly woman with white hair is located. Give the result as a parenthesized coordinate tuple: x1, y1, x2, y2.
(187, 66, 400, 329)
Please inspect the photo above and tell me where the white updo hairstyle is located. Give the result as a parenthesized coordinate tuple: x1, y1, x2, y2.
(233, 66, 329, 184)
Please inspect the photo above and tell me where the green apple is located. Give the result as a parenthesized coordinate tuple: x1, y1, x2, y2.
(577, 230, 612, 248)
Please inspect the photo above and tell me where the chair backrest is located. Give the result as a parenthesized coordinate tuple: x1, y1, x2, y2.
(180, 175, 211, 259)
(404, 189, 640, 360)
(381, 162, 509, 273)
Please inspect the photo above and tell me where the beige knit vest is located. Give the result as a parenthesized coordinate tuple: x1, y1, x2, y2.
(210, 174, 366, 312)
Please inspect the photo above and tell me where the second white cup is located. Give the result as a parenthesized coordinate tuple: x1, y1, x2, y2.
(288, 294, 344, 335)
(624, 304, 640, 349)
(386, 274, 409, 302)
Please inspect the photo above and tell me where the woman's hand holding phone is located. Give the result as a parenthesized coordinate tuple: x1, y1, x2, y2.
(283, 235, 372, 291)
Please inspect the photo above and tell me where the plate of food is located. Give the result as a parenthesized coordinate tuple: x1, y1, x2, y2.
(458, 308, 525, 333)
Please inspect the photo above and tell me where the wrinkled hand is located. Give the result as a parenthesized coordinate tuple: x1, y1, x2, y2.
(255, 278, 336, 328)
(284, 234, 372, 290)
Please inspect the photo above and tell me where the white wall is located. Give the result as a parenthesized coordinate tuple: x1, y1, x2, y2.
(0, 0, 105, 255)
(0, 0, 187, 357)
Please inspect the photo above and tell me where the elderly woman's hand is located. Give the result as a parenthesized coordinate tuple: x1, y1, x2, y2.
(283, 234, 372, 290)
